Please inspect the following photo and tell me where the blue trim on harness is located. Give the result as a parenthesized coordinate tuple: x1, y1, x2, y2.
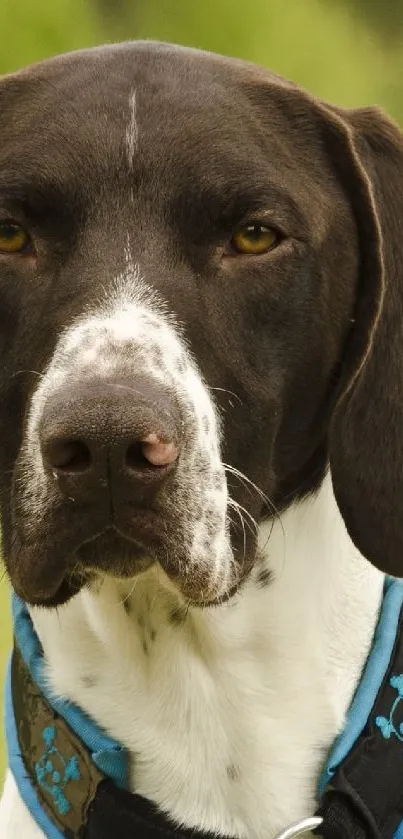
(393, 816, 403, 839)
(319, 577, 403, 798)
(5, 656, 65, 839)
(12, 595, 129, 787)
(7, 595, 129, 825)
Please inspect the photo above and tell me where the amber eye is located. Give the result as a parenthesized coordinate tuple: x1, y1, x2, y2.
(231, 223, 278, 255)
(0, 221, 32, 255)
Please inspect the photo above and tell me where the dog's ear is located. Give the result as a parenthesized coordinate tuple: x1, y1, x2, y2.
(316, 100, 403, 575)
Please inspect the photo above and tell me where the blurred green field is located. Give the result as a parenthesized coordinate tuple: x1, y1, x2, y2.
(1, 0, 403, 120)
(1, 0, 403, 789)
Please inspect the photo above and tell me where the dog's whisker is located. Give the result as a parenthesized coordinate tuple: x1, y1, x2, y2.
(227, 499, 248, 557)
(223, 463, 278, 515)
(228, 498, 259, 536)
(224, 465, 286, 567)
(119, 577, 139, 610)
(11, 369, 45, 380)
(209, 387, 243, 405)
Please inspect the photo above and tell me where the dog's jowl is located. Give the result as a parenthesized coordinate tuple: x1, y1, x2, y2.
(0, 42, 403, 839)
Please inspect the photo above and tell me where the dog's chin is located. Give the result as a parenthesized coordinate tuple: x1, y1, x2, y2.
(67, 526, 243, 609)
(29, 571, 243, 610)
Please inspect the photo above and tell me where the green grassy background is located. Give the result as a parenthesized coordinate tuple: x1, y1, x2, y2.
(1, 0, 403, 785)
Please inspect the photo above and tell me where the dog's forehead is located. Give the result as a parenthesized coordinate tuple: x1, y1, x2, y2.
(0, 42, 342, 240)
(0, 43, 305, 170)
(6, 40, 287, 101)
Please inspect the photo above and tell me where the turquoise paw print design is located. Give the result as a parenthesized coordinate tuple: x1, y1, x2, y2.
(376, 674, 403, 742)
(35, 726, 81, 816)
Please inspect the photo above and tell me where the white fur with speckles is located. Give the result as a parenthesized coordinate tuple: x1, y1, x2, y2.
(0, 475, 384, 839)
(15, 268, 233, 603)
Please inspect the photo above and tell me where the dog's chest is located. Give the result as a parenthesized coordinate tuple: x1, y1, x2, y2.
(32, 571, 348, 839)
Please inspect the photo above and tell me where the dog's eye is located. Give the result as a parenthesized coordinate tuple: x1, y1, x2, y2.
(231, 223, 278, 255)
(0, 221, 33, 255)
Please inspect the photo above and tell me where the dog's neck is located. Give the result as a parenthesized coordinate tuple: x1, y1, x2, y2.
(30, 474, 384, 839)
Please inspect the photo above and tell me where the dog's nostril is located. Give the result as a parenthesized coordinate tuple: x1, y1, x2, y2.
(44, 439, 92, 474)
(125, 442, 154, 471)
(126, 435, 179, 471)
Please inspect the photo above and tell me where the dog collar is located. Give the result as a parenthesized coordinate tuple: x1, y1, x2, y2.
(6, 577, 403, 839)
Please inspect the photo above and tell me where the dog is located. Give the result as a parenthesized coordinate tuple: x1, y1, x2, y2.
(0, 40, 403, 839)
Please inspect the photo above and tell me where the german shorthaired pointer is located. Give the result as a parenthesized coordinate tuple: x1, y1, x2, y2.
(0, 41, 403, 839)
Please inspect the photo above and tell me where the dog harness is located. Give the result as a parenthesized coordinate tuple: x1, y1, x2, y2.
(6, 578, 403, 839)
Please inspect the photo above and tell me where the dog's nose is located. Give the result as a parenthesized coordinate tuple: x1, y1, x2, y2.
(39, 380, 180, 502)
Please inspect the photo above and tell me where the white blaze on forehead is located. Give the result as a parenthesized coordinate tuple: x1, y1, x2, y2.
(126, 90, 139, 169)
(123, 237, 138, 280)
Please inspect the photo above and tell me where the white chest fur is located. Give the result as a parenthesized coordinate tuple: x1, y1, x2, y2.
(0, 476, 384, 839)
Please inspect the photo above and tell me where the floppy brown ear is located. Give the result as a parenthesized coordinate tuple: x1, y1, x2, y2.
(317, 100, 403, 575)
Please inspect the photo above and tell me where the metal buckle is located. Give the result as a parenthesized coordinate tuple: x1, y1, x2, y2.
(272, 816, 323, 839)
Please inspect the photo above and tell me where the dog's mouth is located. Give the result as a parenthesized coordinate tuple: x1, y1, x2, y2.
(9, 514, 168, 607)
(77, 527, 155, 577)
(77, 530, 242, 607)
(9, 506, 246, 608)
(44, 529, 155, 609)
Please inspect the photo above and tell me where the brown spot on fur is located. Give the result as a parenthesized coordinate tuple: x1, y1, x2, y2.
(256, 568, 273, 589)
(227, 764, 240, 782)
(82, 675, 98, 688)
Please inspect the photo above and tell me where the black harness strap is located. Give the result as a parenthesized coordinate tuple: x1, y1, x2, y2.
(85, 780, 228, 839)
(11, 599, 403, 839)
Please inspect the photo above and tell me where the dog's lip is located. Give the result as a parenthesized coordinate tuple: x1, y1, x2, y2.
(194, 582, 240, 607)
(11, 524, 156, 605)
(9, 512, 251, 608)
(76, 526, 155, 573)
(8, 503, 167, 603)
(17, 570, 241, 610)
(20, 575, 86, 608)
(11, 559, 82, 606)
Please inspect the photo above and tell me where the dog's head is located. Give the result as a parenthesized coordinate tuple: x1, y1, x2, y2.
(0, 42, 402, 607)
